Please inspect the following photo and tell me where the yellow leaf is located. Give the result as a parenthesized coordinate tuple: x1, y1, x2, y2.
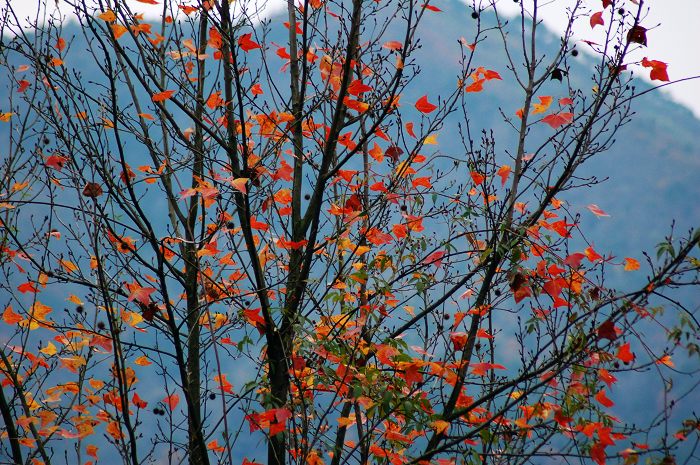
(337, 417, 355, 427)
(66, 295, 83, 305)
(59, 259, 78, 273)
(423, 133, 438, 145)
(0, 112, 14, 122)
(40, 342, 57, 356)
(430, 420, 450, 434)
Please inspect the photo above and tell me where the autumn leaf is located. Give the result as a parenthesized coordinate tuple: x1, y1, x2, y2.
(597, 320, 617, 341)
(97, 10, 116, 22)
(532, 96, 553, 114)
(590, 11, 604, 28)
(45, 154, 68, 170)
(134, 356, 152, 366)
(59, 259, 79, 273)
(541, 112, 574, 129)
(497, 165, 511, 186)
(152, 90, 175, 102)
(17, 282, 39, 294)
(617, 342, 635, 363)
(587, 204, 610, 217)
(415, 95, 437, 114)
(3, 305, 23, 325)
(207, 440, 225, 453)
(641, 57, 669, 82)
(206, 91, 224, 109)
(163, 393, 180, 410)
(347, 79, 372, 96)
(126, 283, 156, 305)
(383, 41, 403, 51)
(238, 33, 261, 52)
(82, 182, 103, 198)
(595, 389, 614, 407)
(656, 354, 674, 367)
(111, 24, 128, 39)
(627, 25, 647, 46)
(623, 257, 640, 271)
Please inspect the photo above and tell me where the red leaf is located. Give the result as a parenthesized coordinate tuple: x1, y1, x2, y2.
(126, 284, 156, 305)
(590, 11, 604, 29)
(602, 0, 613, 8)
(385, 145, 403, 163)
(45, 155, 68, 171)
(163, 393, 179, 410)
(250, 83, 264, 95)
(152, 90, 175, 102)
(616, 342, 635, 363)
(206, 91, 224, 109)
(415, 95, 437, 114)
(541, 112, 574, 129)
(347, 79, 372, 96)
(597, 320, 617, 341)
(595, 389, 614, 407)
(17, 282, 39, 294)
(590, 442, 606, 465)
(641, 57, 669, 82)
(237, 33, 261, 52)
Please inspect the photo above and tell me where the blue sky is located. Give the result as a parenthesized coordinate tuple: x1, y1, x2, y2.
(8, 0, 699, 117)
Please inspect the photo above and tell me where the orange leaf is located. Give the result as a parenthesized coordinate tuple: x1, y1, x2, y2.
(207, 440, 225, 453)
(97, 10, 116, 22)
(382, 41, 403, 51)
(111, 24, 128, 39)
(623, 257, 640, 271)
(656, 354, 674, 367)
(152, 90, 175, 102)
(134, 356, 152, 366)
(3, 305, 23, 325)
(412, 177, 432, 189)
(206, 91, 224, 109)
(497, 165, 511, 186)
(86, 445, 99, 458)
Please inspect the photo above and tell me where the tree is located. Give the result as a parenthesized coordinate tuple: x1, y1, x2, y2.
(1, 0, 698, 465)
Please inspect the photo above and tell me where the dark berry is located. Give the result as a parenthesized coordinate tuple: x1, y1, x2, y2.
(571, 49, 579, 57)
(471, 11, 478, 19)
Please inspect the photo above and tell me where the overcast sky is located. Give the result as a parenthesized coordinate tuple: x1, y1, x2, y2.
(7, 0, 700, 117)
